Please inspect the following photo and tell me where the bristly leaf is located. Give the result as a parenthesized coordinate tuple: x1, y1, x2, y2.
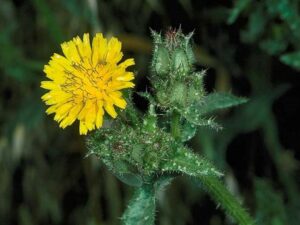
(181, 108, 223, 130)
(160, 146, 223, 178)
(177, 92, 247, 130)
(195, 92, 248, 116)
(255, 178, 289, 225)
(180, 121, 197, 142)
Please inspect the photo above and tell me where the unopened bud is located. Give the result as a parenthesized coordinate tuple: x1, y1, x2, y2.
(172, 49, 191, 76)
(170, 82, 187, 106)
(153, 45, 170, 76)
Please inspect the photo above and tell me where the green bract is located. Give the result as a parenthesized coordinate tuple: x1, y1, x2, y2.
(87, 118, 221, 187)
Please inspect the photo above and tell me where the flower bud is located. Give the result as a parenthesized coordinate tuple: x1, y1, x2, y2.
(153, 45, 170, 76)
(150, 29, 206, 113)
(156, 89, 170, 106)
(184, 33, 196, 65)
(170, 82, 187, 106)
(172, 49, 191, 76)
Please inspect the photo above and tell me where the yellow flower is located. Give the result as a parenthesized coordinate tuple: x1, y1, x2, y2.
(41, 33, 135, 135)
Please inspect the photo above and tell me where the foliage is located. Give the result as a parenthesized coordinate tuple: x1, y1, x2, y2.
(229, 0, 300, 70)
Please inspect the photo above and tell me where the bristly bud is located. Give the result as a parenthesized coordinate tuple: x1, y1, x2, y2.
(153, 45, 170, 76)
(150, 28, 206, 122)
(151, 27, 195, 79)
(149, 29, 233, 132)
(172, 49, 191, 76)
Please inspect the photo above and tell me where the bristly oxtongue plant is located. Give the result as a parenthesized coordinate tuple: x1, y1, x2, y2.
(41, 28, 256, 225)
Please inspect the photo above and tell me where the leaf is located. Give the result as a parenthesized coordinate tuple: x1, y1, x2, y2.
(227, 0, 251, 24)
(240, 5, 267, 43)
(197, 92, 248, 116)
(177, 106, 220, 131)
(114, 172, 143, 187)
(177, 92, 246, 130)
(180, 121, 197, 142)
(224, 85, 289, 133)
(182, 112, 222, 131)
(268, 0, 300, 37)
(160, 147, 223, 178)
(280, 51, 300, 70)
(255, 179, 288, 225)
(260, 39, 288, 56)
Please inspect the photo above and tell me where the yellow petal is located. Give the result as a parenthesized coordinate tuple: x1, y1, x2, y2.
(119, 58, 135, 68)
(58, 103, 83, 128)
(104, 102, 117, 118)
(42, 91, 71, 105)
(82, 33, 92, 59)
(51, 53, 72, 70)
(106, 37, 123, 64)
(96, 109, 104, 128)
(41, 81, 60, 90)
(46, 105, 58, 115)
(109, 92, 127, 109)
(43, 65, 66, 84)
(85, 122, 95, 131)
(73, 34, 92, 62)
(61, 40, 81, 62)
(85, 104, 96, 129)
(116, 72, 134, 81)
(79, 121, 88, 135)
(92, 33, 107, 66)
(54, 108, 70, 122)
(56, 103, 73, 116)
(59, 115, 74, 129)
(110, 82, 135, 91)
(78, 101, 93, 120)
(96, 100, 104, 128)
(69, 104, 83, 119)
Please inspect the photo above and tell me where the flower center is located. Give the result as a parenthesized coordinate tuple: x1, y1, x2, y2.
(62, 62, 110, 103)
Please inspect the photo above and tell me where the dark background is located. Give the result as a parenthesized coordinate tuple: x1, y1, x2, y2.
(1, 0, 300, 224)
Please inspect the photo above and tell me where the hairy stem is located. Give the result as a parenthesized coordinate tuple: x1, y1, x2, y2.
(199, 175, 256, 225)
(121, 184, 156, 225)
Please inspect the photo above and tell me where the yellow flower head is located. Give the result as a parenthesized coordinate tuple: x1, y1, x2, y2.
(41, 33, 135, 135)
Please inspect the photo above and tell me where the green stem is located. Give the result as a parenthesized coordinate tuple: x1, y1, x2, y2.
(199, 176, 255, 225)
(121, 184, 156, 225)
(170, 111, 181, 139)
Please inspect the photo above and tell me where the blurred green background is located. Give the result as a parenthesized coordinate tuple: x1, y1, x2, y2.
(1, 0, 300, 224)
